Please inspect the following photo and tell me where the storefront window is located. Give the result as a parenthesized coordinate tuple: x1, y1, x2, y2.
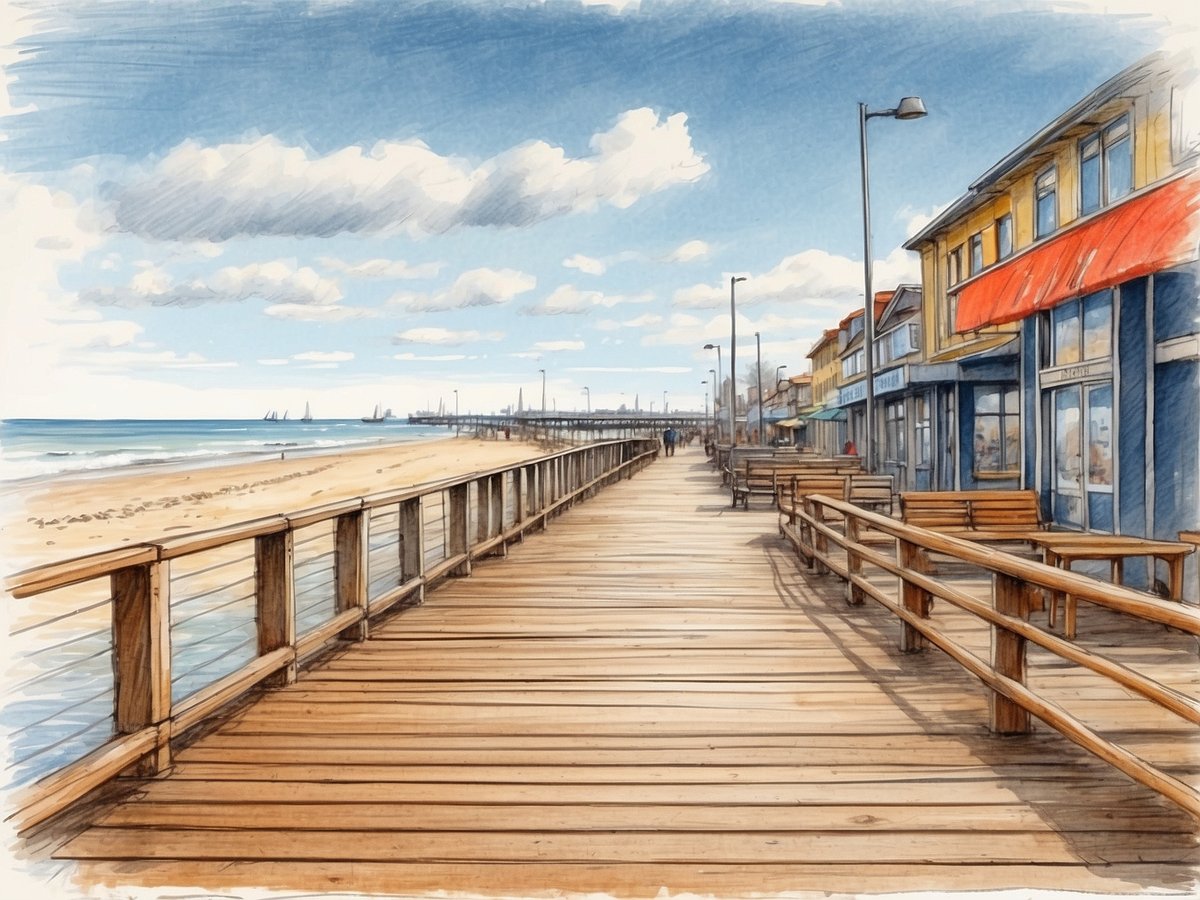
(974, 385, 1019, 474)
(1052, 303, 1081, 365)
(884, 399, 905, 463)
(1087, 384, 1113, 488)
(1082, 292, 1112, 359)
(914, 394, 931, 466)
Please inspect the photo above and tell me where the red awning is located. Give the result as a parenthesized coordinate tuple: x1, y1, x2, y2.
(954, 170, 1200, 331)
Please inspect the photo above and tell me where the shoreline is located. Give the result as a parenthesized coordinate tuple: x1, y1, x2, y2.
(1, 434, 557, 576)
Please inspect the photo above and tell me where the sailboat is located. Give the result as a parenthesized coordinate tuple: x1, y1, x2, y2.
(361, 403, 391, 423)
(300, 402, 313, 423)
(263, 410, 278, 422)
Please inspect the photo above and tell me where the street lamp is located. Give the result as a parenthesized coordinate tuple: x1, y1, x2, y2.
(453, 388, 459, 436)
(583, 386, 590, 413)
(539, 368, 546, 414)
(754, 330, 763, 446)
(701, 380, 710, 446)
(775, 365, 788, 396)
(663, 390, 668, 415)
(859, 95, 926, 472)
(729, 276, 747, 447)
(703, 343, 723, 442)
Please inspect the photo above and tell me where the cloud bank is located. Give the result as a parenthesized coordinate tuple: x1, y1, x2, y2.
(110, 109, 709, 241)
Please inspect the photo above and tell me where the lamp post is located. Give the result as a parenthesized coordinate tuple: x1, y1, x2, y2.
(453, 389, 459, 436)
(539, 368, 546, 414)
(583, 386, 590, 413)
(775, 365, 788, 397)
(708, 368, 717, 443)
(729, 276, 747, 447)
(859, 95, 926, 473)
(663, 390, 668, 415)
(754, 330, 764, 445)
(703, 343, 723, 442)
(701, 380, 709, 429)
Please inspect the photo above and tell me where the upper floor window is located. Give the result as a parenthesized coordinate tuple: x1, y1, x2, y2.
(1080, 114, 1132, 215)
(841, 348, 864, 379)
(1035, 166, 1057, 238)
(947, 244, 964, 285)
(996, 213, 1013, 260)
(968, 232, 984, 276)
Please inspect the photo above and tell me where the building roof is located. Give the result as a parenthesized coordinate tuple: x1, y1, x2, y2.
(904, 51, 1179, 250)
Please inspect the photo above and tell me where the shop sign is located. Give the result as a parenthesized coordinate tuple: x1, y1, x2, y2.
(1040, 358, 1112, 386)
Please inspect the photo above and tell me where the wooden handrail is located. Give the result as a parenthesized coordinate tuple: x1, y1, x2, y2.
(782, 492, 1200, 821)
(6, 438, 659, 832)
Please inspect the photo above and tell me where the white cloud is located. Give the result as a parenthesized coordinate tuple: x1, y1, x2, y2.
(109, 109, 709, 241)
(393, 352, 477, 362)
(664, 239, 710, 263)
(392, 267, 536, 312)
(319, 256, 444, 279)
(900, 201, 954, 240)
(81, 259, 345, 310)
(563, 253, 606, 276)
(567, 365, 690, 374)
(293, 350, 354, 363)
(595, 313, 664, 331)
(258, 358, 290, 366)
(533, 340, 585, 352)
(523, 284, 653, 316)
(672, 246, 920, 310)
(392, 327, 505, 346)
(263, 303, 367, 322)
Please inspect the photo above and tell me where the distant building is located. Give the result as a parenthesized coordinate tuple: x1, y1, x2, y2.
(805, 327, 845, 456)
(907, 51, 1199, 570)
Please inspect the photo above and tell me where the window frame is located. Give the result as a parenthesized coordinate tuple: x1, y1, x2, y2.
(1035, 165, 1057, 239)
(973, 384, 1020, 477)
(1079, 113, 1133, 216)
(968, 232, 984, 276)
(996, 213, 1013, 260)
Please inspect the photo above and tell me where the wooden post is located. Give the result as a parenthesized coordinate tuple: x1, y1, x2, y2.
(449, 483, 470, 575)
(990, 572, 1031, 734)
(514, 466, 526, 534)
(112, 560, 172, 775)
(256, 531, 297, 686)
(491, 473, 506, 554)
(335, 511, 368, 641)
(845, 514, 864, 606)
(476, 476, 492, 546)
(399, 497, 425, 604)
(898, 539, 930, 652)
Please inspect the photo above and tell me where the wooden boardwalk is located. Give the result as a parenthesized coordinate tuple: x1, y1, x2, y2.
(45, 447, 1199, 897)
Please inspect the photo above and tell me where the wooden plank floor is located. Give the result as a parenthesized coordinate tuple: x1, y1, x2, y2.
(48, 447, 1200, 897)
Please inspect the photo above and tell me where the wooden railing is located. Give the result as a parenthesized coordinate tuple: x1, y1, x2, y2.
(781, 493, 1200, 821)
(4, 439, 659, 831)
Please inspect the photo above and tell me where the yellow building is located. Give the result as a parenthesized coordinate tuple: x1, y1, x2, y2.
(906, 51, 1198, 555)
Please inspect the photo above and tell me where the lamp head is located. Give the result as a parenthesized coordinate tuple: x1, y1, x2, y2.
(732, 276, 747, 284)
(703, 343, 718, 350)
(895, 96, 927, 120)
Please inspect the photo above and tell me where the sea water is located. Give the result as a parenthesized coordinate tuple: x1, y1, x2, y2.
(0, 418, 452, 483)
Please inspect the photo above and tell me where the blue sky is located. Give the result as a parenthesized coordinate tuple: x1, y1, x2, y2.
(1, 0, 1196, 419)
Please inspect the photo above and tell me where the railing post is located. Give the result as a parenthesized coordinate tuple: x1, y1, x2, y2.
(476, 476, 492, 547)
(112, 560, 172, 775)
(256, 530, 297, 685)
(449, 483, 471, 575)
(335, 510, 369, 641)
(898, 539, 931, 653)
(514, 466, 526, 534)
(991, 572, 1032, 734)
(399, 496, 425, 604)
(491, 473, 506, 553)
(845, 513, 864, 606)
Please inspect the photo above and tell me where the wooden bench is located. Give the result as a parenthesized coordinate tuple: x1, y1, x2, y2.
(732, 458, 860, 509)
(898, 489, 1045, 544)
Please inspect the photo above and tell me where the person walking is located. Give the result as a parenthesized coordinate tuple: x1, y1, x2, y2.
(663, 427, 677, 457)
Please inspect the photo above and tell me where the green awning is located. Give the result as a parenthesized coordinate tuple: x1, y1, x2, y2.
(807, 407, 847, 421)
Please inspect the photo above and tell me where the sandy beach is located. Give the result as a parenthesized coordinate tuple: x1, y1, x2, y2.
(1, 435, 554, 577)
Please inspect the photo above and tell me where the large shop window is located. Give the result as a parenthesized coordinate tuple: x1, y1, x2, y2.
(913, 394, 931, 467)
(974, 385, 1020, 475)
(884, 399, 906, 464)
(1049, 291, 1112, 366)
(1051, 383, 1114, 530)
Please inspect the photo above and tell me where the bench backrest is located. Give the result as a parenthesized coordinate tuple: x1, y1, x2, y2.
(846, 474, 894, 514)
(966, 490, 1043, 532)
(786, 474, 849, 500)
(899, 489, 1042, 532)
